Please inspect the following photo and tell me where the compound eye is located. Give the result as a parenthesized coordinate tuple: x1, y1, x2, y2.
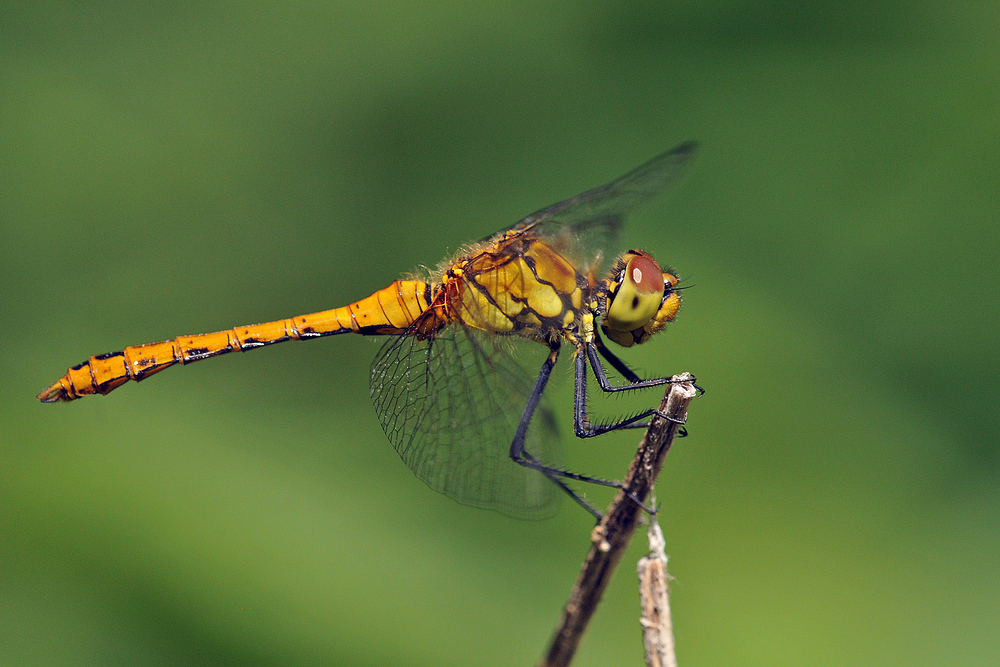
(606, 253, 663, 332)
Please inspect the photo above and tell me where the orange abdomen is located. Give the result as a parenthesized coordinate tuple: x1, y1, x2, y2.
(38, 280, 435, 402)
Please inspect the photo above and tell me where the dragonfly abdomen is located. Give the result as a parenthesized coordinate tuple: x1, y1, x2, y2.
(38, 280, 434, 402)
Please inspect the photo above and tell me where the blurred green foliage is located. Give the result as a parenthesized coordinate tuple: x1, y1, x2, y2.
(2, 1, 998, 665)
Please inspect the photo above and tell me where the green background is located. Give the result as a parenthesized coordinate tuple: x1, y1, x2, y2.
(3, 2, 998, 665)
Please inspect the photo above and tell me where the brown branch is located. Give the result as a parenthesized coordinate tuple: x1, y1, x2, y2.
(539, 372, 697, 667)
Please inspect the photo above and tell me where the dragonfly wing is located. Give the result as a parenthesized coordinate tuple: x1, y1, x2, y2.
(370, 324, 562, 518)
(506, 142, 697, 273)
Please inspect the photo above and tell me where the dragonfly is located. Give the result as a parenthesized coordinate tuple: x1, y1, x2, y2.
(39, 142, 698, 519)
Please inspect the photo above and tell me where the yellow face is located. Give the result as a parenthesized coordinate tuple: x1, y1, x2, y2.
(601, 250, 680, 347)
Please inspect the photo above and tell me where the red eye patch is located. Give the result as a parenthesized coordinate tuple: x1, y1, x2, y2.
(626, 254, 662, 295)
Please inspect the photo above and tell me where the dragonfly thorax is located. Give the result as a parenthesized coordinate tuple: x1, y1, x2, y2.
(440, 234, 592, 343)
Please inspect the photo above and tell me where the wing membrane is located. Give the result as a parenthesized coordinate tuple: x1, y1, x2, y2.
(504, 142, 697, 274)
(370, 324, 561, 518)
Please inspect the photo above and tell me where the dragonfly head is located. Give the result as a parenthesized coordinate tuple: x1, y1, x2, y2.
(601, 250, 680, 348)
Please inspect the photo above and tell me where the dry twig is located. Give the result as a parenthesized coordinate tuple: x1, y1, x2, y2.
(637, 515, 676, 667)
(540, 373, 697, 667)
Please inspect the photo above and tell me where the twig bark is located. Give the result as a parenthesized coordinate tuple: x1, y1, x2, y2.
(539, 373, 697, 667)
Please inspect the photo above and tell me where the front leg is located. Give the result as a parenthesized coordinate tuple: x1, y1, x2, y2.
(574, 342, 689, 438)
(594, 329, 641, 383)
(588, 342, 674, 393)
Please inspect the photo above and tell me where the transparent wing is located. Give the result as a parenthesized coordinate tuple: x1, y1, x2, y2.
(500, 142, 697, 275)
(369, 324, 562, 518)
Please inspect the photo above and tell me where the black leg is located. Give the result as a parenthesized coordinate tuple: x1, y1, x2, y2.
(587, 343, 675, 393)
(594, 329, 641, 383)
(573, 342, 688, 438)
(509, 342, 654, 518)
(527, 449, 603, 520)
(592, 336, 705, 399)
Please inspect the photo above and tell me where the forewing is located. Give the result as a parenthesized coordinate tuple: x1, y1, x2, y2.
(369, 324, 561, 518)
(503, 142, 697, 274)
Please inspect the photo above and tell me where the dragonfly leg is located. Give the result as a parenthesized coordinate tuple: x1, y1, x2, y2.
(595, 332, 694, 436)
(509, 342, 655, 518)
(524, 449, 603, 520)
(594, 330, 642, 383)
(574, 342, 692, 438)
(594, 330, 705, 397)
